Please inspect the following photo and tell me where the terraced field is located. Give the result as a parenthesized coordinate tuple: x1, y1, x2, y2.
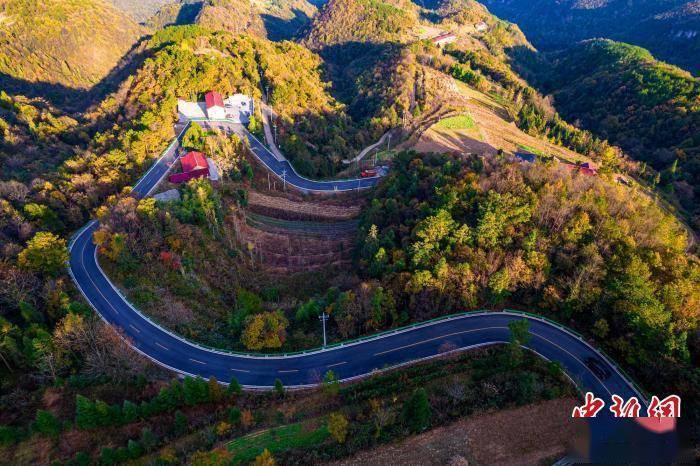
(245, 212, 359, 236)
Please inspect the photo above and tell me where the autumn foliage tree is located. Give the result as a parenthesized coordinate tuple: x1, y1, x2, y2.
(241, 311, 288, 350)
(18, 232, 68, 276)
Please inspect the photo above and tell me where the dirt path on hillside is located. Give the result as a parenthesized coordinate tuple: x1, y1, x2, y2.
(328, 398, 583, 466)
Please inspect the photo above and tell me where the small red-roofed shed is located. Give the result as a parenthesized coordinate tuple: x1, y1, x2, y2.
(168, 151, 210, 183)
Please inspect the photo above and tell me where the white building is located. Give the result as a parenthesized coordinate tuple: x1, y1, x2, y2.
(475, 21, 489, 33)
(224, 94, 254, 124)
(177, 99, 206, 123)
(178, 92, 254, 123)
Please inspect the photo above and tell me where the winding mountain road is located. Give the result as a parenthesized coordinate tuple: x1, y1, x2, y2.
(68, 119, 679, 463)
(197, 119, 381, 193)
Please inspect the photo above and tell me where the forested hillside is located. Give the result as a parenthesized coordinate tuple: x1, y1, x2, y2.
(299, 0, 429, 156)
(359, 150, 700, 416)
(195, 0, 267, 37)
(481, 0, 700, 74)
(148, 0, 318, 40)
(433, 0, 530, 53)
(0, 0, 145, 94)
(303, 0, 417, 51)
(106, 0, 172, 22)
(513, 39, 700, 229)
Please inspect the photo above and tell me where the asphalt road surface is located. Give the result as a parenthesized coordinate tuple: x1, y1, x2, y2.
(197, 119, 382, 193)
(68, 119, 681, 463)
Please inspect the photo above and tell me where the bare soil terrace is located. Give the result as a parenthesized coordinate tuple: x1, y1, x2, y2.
(329, 397, 583, 466)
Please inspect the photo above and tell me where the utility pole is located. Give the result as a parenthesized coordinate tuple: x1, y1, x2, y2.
(319, 313, 329, 347)
(387, 134, 391, 151)
(282, 169, 287, 191)
(267, 172, 270, 190)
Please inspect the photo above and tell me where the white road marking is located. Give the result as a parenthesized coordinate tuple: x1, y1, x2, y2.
(278, 369, 299, 373)
(231, 368, 250, 373)
(155, 342, 169, 350)
(129, 324, 140, 333)
(189, 358, 206, 365)
(327, 361, 347, 368)
(373, 327, 506, 356)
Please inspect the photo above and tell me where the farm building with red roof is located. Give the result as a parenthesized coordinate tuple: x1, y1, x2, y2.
(431, 32, 457, 47)
(168, 151, 210, 183)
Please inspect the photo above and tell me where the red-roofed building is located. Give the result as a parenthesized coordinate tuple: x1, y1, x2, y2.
(205, 91, 225, 119)
(561, 162, 598, 177)
(579, 162, 598, 176)
(168, 151, 210, 183)
(432, 32, 457, 47)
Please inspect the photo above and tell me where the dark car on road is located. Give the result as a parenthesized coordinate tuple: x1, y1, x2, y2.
(585, 356, 612, 380)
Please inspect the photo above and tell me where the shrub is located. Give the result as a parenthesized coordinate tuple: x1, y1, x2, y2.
(0, 425, 20, 445)
(328, 412, 349, 443)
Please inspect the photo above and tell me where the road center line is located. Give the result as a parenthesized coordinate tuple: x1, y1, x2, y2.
(129, 324, 140, 333)
(155, 342, 169, 350)
(231, 368, 250, 373)
(327, 361, 347, 368)
(278, 369, 299, 373)
(373, 327, 507, 356)
(189, 358, 206, 365)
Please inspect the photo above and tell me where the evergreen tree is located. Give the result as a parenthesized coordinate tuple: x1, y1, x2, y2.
(99, 447, 117, 466)
(227, 377, 242, 396)
(127, 439, 143, 459)
(75, 395, 97, 430)
(33, 410, 61, 436)
(402, 388, 430, 433)
(183, 376, 208, 405)
(174, 410, 188, 435)
(122, 400, 138, 424)
(274, 379, 284, 397)
(228, 407, 242, 425)
(140, 427, 157, 452)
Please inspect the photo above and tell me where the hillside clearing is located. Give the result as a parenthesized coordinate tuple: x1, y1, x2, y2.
(409, 78, 591, 164)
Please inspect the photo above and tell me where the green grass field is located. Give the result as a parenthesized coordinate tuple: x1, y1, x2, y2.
(435, 114, 476, 130)
(517, 144, 545, 156)
(227, 422, 329, 463)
